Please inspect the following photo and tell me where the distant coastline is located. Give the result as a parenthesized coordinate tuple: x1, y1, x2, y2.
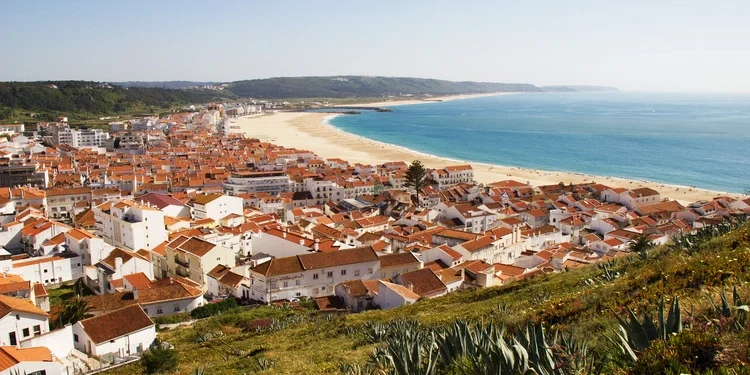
(234, 95, 734, 204)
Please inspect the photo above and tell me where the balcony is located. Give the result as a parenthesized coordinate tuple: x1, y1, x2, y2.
(176, 267, 191, 277)
(174, 255, 190, 267)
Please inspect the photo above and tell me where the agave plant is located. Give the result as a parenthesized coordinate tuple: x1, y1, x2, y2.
(706, 286, 749, 331)
(611, 296, 682, 361)
(256, 356, 274, 370)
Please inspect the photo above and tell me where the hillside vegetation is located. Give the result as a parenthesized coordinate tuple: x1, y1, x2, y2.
(104, 220, 750, 375)
(0, 81, 228, 121)
(226, 76, 542, 98)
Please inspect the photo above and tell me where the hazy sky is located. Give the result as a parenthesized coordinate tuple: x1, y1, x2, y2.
(2, 0, 749, 92)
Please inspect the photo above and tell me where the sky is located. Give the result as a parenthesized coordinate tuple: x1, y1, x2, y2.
(1, 0, 749, 92)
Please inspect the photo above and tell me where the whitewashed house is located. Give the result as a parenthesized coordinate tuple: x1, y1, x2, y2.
(73, 304, 155, 360)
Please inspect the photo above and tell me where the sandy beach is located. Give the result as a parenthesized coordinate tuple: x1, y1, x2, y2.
(234, 96, 733, 205)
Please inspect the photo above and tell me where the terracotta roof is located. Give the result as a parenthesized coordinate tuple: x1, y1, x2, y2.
(298, 246, 379, 270)
(0, 346, 55, 372)
(123, 273, 153, 290)
(397, 268, 447, 297)
(167, 236, 217, 257)
(83, 278, 202, 312)
(0, 295, 48, 317)
(33, 283, 48, 299)
(78, 304, 154, 344)
(379, 252, 421, 268)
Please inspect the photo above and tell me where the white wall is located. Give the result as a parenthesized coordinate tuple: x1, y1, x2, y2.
(73, 323, 155, 358)
(141, 297, 204, 317)
(0, 312, 50, 346)
(20, 324, 74, 360)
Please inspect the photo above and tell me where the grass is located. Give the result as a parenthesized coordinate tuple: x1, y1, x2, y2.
(48, 281, 95, 306)
(101, 223, 750, 374)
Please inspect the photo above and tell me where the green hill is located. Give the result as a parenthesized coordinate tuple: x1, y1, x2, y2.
(226, 76, 542, 98)
(0, 81, 229, 121)
(103, 220, 750, 375)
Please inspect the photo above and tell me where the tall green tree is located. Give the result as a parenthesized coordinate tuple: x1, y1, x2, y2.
(404, 160, 428, 206)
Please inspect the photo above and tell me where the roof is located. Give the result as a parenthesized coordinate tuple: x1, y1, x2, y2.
(191, 193, 223, 205)
(123, 273, 153, 290)
(167, 236, 217, 257)
(379, 252, 421, 268)
(253, 246, 380, 277)
(378, 280, 420, 300)
(0, 295, 48, 317)
(0, 346, 55, 371)
(78, 304, 154, 344)
(83, 278, 203, 311)
(135, 192, 187, 209)
(397, 268, 447, 297)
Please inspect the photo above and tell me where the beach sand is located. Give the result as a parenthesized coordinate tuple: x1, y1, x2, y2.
(234, 96, 732, 205)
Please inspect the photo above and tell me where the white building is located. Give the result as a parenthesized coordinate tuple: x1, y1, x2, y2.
(54, 127, 110, 148)
(0, 295, 50, 347)
(73, 304, 155, 360)
(190, 193, 244, 221)
(223, 171, 291, 196)
(248, 246, 381, 302)
(93, 200, 167, 251)
(11, 255, 83, 286)
(0, 346, 64, 375)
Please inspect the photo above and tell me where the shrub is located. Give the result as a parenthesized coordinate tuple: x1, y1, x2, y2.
(190, 298, 238, 319)
(629, 330, 721, 375)
(142, 343, 177, 374)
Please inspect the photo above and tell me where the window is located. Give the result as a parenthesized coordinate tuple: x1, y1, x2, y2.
(381, 272, 386, 278)
(8, 332, 16, 346)
(313, 274, 319, 280)
(157, 308, 163, 314)
(295, 279, 301, 286)
(74, 334, 79, 343)
(22, 328, 29, 337)
(43, 269, 48, 273)
(367, 268, 373, 274)
(174, 304, 180, 312)
(341, 270, 347, 276)
(354, 270, 360, 277)
(283, 281, 288, 288)
(143, 308, 148, 314)
(327, 271, 333, 278)
(33, 325, 41, 336)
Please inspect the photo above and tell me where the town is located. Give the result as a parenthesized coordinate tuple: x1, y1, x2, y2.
(0, 103, 747, 374)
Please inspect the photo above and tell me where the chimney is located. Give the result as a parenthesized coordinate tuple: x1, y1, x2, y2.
(314, 239, 319, 251)
(299, 239, 305, 246)
(133, 286, 139, 300)
(169, 278, 174, 285)
(407, 283, 414, 291)
(115, 257, 123, 270)
(282, 231, 287, 239)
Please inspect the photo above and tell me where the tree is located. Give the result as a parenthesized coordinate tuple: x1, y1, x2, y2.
(59, 298, 92, 326)
(142, 341, 178, 374)
(404, 160, 428, 206)
(629, 234, 654, 260)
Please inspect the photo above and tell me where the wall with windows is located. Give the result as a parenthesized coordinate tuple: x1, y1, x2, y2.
(0, 312, 50, 347)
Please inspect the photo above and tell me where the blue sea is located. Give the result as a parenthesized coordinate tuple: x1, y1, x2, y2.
(327, 92, 750, 193)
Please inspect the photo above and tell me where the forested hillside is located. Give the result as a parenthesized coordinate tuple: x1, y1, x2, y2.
(226, 76, 542, 98)
(0, 81, 228, 120)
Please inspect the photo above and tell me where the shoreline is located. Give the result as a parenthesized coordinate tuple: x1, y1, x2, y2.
(337, 92, 517, 107)
(234, 97, 735, 205)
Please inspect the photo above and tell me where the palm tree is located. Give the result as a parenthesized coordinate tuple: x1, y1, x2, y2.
(60, 298, 92, 325)
(629, 234, 654, 260)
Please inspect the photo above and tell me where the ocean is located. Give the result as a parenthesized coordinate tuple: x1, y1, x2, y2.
(327, 92, 750, 193)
